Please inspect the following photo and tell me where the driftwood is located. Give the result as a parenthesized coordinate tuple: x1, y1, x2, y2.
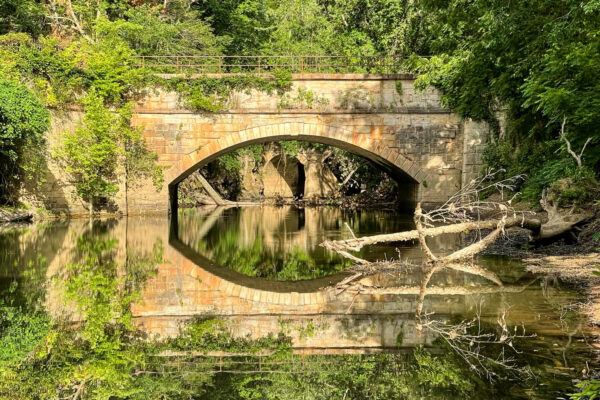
(321, 172, 575, 382)
(0, 209, 34, 223)
(196, 174, 260, 207)
(533, 187, 593, 242)
(322, 216, 542, 253)
(320, 172, 592, 319)
(321, 193, 591, 254)
(196, 174, 233, 206)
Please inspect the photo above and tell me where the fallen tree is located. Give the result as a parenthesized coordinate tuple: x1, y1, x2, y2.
(321, 172, 592, 256)
(319, 171, 593, 382)
(320, 170, 593, 322)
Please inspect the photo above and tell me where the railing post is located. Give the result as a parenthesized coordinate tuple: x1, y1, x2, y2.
(300, 56, 304, 73)
(175, 55, 180, 73)
(258, 56, 261, 74)
(218, 56, 222, 74)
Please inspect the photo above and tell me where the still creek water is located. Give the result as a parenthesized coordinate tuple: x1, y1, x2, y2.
(1, 205, 598, 398)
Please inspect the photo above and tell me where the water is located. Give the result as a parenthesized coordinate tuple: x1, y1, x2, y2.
(0, 206, 597, 399)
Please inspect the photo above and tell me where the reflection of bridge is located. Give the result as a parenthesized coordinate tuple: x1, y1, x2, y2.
(37, 215, 570, 354)
(124, 212, 551, 353)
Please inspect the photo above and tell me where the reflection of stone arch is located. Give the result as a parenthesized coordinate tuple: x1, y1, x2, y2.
(169, 233, 346, 306)
(167, 122, 425, 210)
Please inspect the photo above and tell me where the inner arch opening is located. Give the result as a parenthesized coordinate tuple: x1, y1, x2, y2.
(171, 135, 420, 211)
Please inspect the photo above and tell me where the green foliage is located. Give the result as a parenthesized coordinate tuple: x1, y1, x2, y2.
(167, 74, 293, 112)
(412, 346, 474, 392)
(0, 79, 50, 203)
(483, 138, 598, 204)
(395, 81, 403, 95)
(278, 87, 329, 110)
(210, 348, 481, 400)
(414, 0, 600, 198)
(338, 86, 375, 110)
(56, 91, 120, 212)
(0, 233, 204, 400)
(0, 0, 44, 37)
(271, 69, 293, 92)
(172, 318, 292, 355)
(570, 380, 600, 400)
(0, 79, 49, 162)
(0, 32, 147, 108)
(117, 103, 164, 191)
(197, 0, 429, 57)
(95, 4, 223, 57)
(56, 91, 163, 213)
(0, 278, 50, 368)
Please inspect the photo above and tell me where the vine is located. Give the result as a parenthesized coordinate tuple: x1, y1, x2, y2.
(159, 69, 293, 113)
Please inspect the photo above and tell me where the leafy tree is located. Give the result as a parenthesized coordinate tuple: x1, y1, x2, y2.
(96, 3, 223, 57)
(57, 90, 163, 217)
(0, 0, 45, 36)
(56, 90, 120, 216)
(0, 79, 50, 204)
(321, 0, 432, 56)
(414, 0, 600, 199)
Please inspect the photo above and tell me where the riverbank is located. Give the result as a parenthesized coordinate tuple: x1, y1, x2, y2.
(481, 210, 600, 325)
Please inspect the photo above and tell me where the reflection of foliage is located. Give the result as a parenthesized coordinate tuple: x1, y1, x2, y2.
(0, 283, 49, 368)
(0, 234, 191, 400)
(172, 318, 292, 356)
(197, 228, 350, 281)
(179, 206, 410, 280)
(208, 348, 482, 400)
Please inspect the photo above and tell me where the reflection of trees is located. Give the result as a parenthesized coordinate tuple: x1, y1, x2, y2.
(176, 205, 455, 280)
(179, 206, 410, 280)
(0, 222, 70, 306)
(0, 229, 211, 400)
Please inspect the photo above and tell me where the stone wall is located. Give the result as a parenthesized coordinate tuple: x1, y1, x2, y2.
(262, 156, 301, 198)
(21, 73, 490, 215)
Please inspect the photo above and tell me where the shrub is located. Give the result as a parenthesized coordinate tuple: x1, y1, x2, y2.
(0, 79, 49, 203)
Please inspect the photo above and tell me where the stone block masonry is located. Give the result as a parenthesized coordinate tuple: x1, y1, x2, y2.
(22, 73, 489, 215)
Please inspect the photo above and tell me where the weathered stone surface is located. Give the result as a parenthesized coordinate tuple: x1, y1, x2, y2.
(21, 74, 489, 214)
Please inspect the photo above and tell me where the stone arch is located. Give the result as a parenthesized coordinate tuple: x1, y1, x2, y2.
(168, 122, 427, 209)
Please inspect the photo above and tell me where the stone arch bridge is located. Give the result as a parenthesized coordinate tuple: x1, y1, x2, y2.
(35, 73, 490, 214)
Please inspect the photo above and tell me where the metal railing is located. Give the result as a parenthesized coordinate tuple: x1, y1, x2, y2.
(132, 55, 419, 74)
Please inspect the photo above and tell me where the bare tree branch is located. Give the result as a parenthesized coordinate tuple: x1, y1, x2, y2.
(560, 115, 593, 169)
